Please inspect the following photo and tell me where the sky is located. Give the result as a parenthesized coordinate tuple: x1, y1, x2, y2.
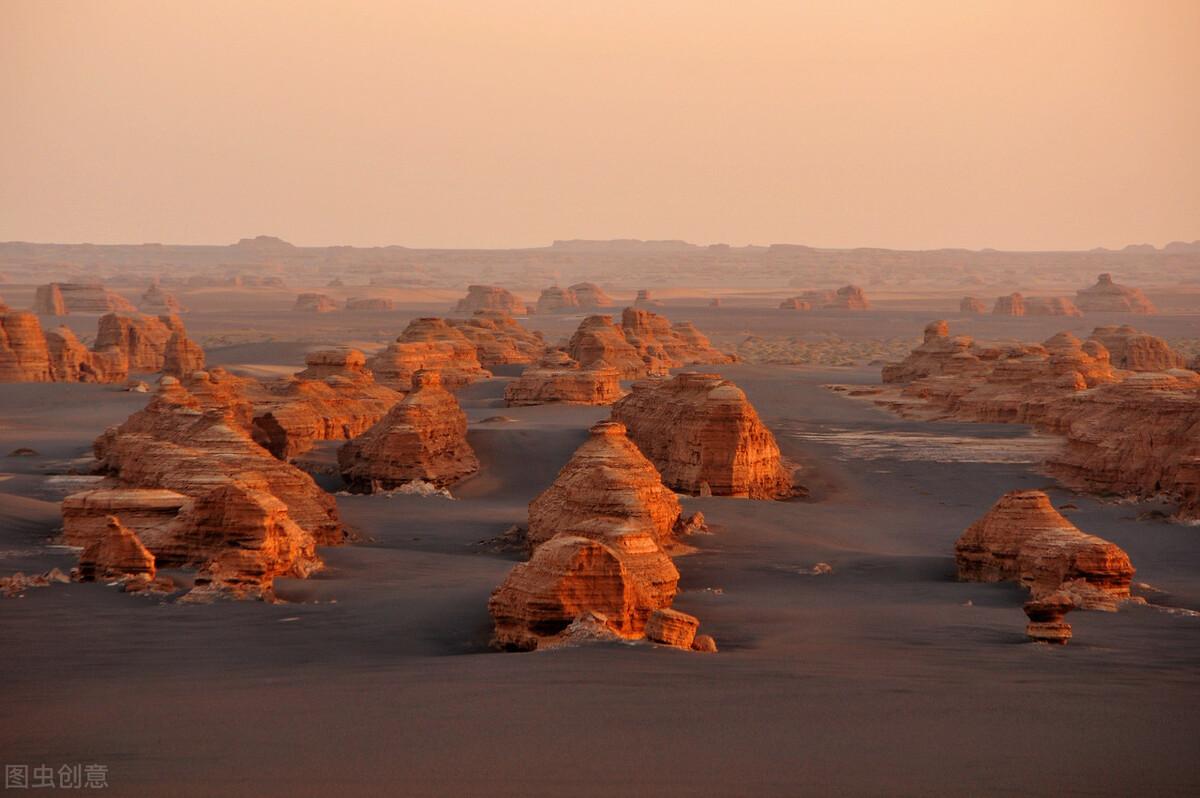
(1, 0, 1198, 251)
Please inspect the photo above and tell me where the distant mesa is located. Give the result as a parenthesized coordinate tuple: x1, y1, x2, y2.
(960, 296, 986, 314)
(782, 285, 870, 310)
(779, 297, 813, 311)
(344, 297, 395, 312)
(231, 235, 295, 250)
(293, 293, 338, 312)
(992, 292, 1025, 316)
(453, 284, 524, 315)
(533, 282, 614, 314)
(1075, 273, 1156, 314)
(1024, 296, 1082, 317)
(34, 282, 136, 316)
(632, 289, 663, 309)
(612, 372, 795, 499)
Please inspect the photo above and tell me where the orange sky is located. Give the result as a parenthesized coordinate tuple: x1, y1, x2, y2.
(2, 0, 1198, 250)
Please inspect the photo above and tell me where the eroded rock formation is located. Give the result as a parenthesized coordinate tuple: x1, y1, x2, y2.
(955, 490, 1134, 609)
(1025, 296, 1082, 317)
(294, 293, 338, 312)
(34, 282, 136, 315)
(139, 280, 184, 314)
(790, 285, 870, 310)
(366, 317, 492, 391)
(566, 314, 651, 378)
(504, 351, 623, 406)
(1089, 325, 1185, 371)
(74, 516, 157, 583)
(1023, 592, 1075, 644)
(0, 311, 53, 381)
(535, 286, 579, 314)
(449, 311, 544, 367)
(345, 297, 395, 311)
(1075, 273, 1156, 314)
(453, 284, 524, 315)
(960, 296, 986, 314)
(338, 370, 478, 491)
(779, 297, 813, 310)
(992, 293, 1025, 316)
(612, 372, 793, 498)
(565, 309, 735, 379)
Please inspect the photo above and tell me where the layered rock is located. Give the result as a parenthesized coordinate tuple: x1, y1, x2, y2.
(1075, 273, 1156, 314)
(645, 607, 700, 649)
(612, 372, 793, 498)
(95, 312, 175, 372)
(338, 370, 478, 492)
(448, 311, 544, 366)
(779, 297, 813, 310)
(504, 351, 623, 406)
(34, 282, 136, 315)
(960, 296, 986, 314)
(1023, 593, 1075, 644)
(567, 314, 652, 378)
(163, 327, 207, 377)
(633, 289, 663, 309)
(294, 293, 338, 312)
(790, 285, 870, 310)
(569, 282, 613, 309)
(345, 297, 395, 311)
(992, 293, 1026, 316)
(453, 284, 524, 315)
(565, 309, 735, 379)
(139, 279, 184, 314)
(366, 317, 491, 390)
(74, 516, 156, 583)
(62, 488, 189, 549)
(249, 348, 402, 459)
(1088, 325, 1185, 371)
(535, 286, 580, 314)
(0, 311, 53, 381)
(1025, 296, 1082, 317)
(955, 490, 1134, 609)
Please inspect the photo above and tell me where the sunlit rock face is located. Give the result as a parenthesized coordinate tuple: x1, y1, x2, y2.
(504, 351, 623, 406)
(1075, 273, 1156, 314)
(453, 284, 524, 315)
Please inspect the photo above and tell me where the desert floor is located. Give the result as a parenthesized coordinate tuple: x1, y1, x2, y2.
(1, 297, 1198, 797)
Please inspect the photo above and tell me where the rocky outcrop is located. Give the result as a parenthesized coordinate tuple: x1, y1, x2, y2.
(34, 282, 136, 315)
(163, 327, 207, 377)
(338, 370, 477, 491)
(527, 420, 695, 550)
(633, 289, 663, 309)
(366, 317, 491, 391)
(449, 311, 544, 367)
(344, 297, 395, 311)
(1088, 325, 1185, 371)
(95, 312, 175, 372)
(0, 311, 53, 381)
(453, 284, 524, 315)
(139, 280, 184, 314)
(955, 490, 1134, 610)
(294, 293, 338, 312)
(569, 282, 613, 309)
(74, 516, 157, 583)
(612, 372, 793, 498)
(790, 285, 870, 310)
(1023, 592, 1075, 644)
(565, 309, 735, 379)
(535, 286, 579, 314)
(992, 293, 1025, 316)
(249, 348, 402, 460)
(504, 351, 623, 406)
(1075, 273, 1156, 314)
(62, 488, 189, 549)
(960, 296, 986, 314)
(779, 297, 813, 310)
(645, 608, 700, 649)
(1025, 296, 1082, 317)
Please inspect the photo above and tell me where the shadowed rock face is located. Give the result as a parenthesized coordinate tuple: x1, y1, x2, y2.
(992, 292, 1026, 316)
(75, 516, 156, 583)
(612, 373, 793, 499)
(34, 282, 136, 315)
(453, 284, 524, 315)
(955, 490, 1134, 610)
(1075, 273, 1156, 314)
(1024, 592, 1075, 644)
(293, 293, 338, 312)
(504, 351, 623, 406)
(338, 370, 478, 492)
(366, 317, 491, 390)
(0, 312, 53, 381)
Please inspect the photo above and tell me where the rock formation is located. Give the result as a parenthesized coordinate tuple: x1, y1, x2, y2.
(163, 327, 207, 377)
(1023, 592, 1075, 644)
(0, 311, 53, 381)
(1075, 273, 1156, 314)
(566, 314, 652, 378)
(535, 286, 579, 314)
(294, 293, 338, 312)
(345, 297, 395, 311)
(633, 289, 663, 309)
(453, 284, 524, 315)
(139, 279, 184, 314)
(449, 311, 544, 366)
(95, 312, 175, 372)
(62, 488, 189, 549)
(366, 317, 492, 391)
(565, 309, 735, 379)
(992, 293, 1025, 316)
(1088, 325, 1185, 371)
(504, 351, 623, 406)
(779, 297, 813, 310)
(34, 282, 136, 315)
(955, 490, 1134, 609)
(960, 296, 986, 314)
(74, 516, 157, 583)
(1025, 296, 1082, 317)
(338, 370, 478, 492)
(611, 372, 793, 498)
(790, 285, 870, 310)
(569, 282, 613, 309)
(645, 608, 700, 649)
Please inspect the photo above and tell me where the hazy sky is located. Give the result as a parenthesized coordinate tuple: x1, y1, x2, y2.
(2, 0, 1198, 250)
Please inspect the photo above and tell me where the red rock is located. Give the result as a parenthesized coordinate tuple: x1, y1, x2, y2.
(345, 297, 395, 311)
(338, 370, 478, 491)
(779, 297, 813, 310)
(0, 311, 53, 382)
(790, 285, 870, 309)
(567, 314, 653, 378)
(504, 351, 623, 406)
(569, 282, 613, 309)
(94, 313, 174, 372)
(62, 488, 189, 549)
(691, 634, 719, 652)
(34, 282, 136, 315)
(449, 311, 544, 367)
(960, 296, 986, 314)
(75, 516, 157, 583)
(1075, 273, 1156, 314)
(955, 490, 1134, 609)
(633, 289, 663, 309)
(293, 293, 338, 312)
(611, 372, 793, 498)
(163, 327, 207, 377)
(1023, 592, 1075, 644)
(1088, 325, 1185, 371)
(992, 293, 1026, 316)
(33, 283, 67, 315)
(453, 284, 524, 315)
(139, 279, 185, 314)
(1025, 296, 1082, 317)
(535, 286, 580, 314)
(367, 317, 492, 390)
(645, 607, 700, 649)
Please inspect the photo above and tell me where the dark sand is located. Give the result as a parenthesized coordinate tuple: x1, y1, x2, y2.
(2, 304, 1198, 797)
